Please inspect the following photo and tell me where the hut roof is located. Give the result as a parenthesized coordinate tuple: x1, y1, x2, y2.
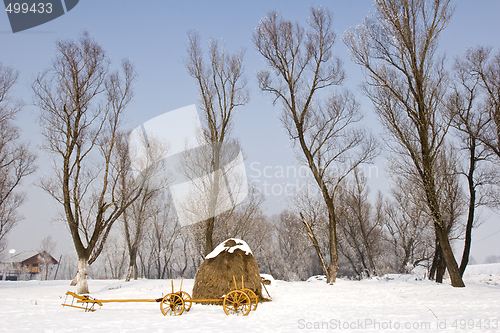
(2, 251, 58, 265)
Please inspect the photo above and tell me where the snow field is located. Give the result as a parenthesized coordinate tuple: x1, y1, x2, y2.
(0, 264, 499, 333)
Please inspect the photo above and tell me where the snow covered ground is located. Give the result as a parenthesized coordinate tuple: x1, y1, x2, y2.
(1, 264, 499, 333)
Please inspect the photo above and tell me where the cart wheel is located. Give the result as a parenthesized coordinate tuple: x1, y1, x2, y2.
(223, 290, 251, 316)
(178, 291, 192, 312)
(160, 293, 185, 316)
(241, 288, 258, 311)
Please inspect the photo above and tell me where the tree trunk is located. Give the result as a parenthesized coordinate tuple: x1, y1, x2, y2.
(421, 136, 465, 287)
(430, 242, 447, 283)
(436, 255, 447, 284)
(429, 247, 437, 280)
(434, 222, 464, 287)
(300, 213, 330, 282)
(125, 250, 137, 282)
(327, 212, 338, 283)
(125, 266, 133, 282)
(400, 247, 411, 273)
(204, 144, 222, 257)
(459, 194, 475, 277)
(76, 258, 89, 294)
(70, 274, 77, 286)
(326, 263, 338, 284)
(205, 216, 215, 256)
(460, 141, 477, 276)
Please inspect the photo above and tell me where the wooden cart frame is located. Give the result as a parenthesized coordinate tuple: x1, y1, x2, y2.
(62, 276, 258, 316)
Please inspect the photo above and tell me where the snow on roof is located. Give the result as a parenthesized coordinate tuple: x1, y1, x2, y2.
(1, 251, 39, 264)
(205, 238, 253, 260)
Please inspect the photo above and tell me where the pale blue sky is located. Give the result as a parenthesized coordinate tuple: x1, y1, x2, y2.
(1, 0, 499, 263)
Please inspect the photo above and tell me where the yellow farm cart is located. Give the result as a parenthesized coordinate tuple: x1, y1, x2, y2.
(62, 276, 259, 316)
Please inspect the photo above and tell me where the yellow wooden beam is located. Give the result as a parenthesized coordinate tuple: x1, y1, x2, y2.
(78, 299, 156, 303)
(61, 303, 96, 312)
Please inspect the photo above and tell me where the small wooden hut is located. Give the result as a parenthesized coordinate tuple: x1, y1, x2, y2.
(1, 251, 59, 281)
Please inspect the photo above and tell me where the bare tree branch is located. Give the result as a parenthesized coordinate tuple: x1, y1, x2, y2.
(345, 0, 465, 287)
(0, 63, 36, 254)
(32, 32, 139, 294)
(184, 31, 249, 255)
(254, 7, 378, 283)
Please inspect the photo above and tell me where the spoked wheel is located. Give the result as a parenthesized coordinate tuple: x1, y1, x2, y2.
(241, 288, 258, 311)
(178, 291, 192, 312)
(160, 293, 185, 316)
(223, 290, 251, 316)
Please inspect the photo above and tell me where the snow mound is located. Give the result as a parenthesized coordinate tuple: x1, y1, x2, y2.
(464, 263, 500, 276)
(306, 275, 327, 283)
(260, 274, 277, 287)
(303, 264, 500, 287)
(465, 274, 500, 286)
(379, 274, 423, 282)
(205, 238, 253, 259)
(463, 263, 500, 286)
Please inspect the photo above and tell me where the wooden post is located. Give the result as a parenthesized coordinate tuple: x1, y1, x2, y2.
(53, 255, 62, 280)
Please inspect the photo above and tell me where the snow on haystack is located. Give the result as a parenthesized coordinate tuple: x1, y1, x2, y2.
(205, 238, 253, 259)
(192, 238, 264, 303)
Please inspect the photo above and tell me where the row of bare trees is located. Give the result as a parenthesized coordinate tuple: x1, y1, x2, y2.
(0, 63, 36, 255)
(2, 0, 499, 290)
(253, 7, 378, 283)
(62, 161, 482, 282)
(31, 32, 144, 294)
(343, 0, 499, 287)
(254, 1, 499, 287)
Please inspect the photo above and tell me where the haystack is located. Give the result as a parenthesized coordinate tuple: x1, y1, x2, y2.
(192, 238, 264, 303)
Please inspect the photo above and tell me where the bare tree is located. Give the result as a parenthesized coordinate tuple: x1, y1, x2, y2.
(0, 63, 36, 254)
(101, 233, 127, 279)
(381, 143, 464, 281)
(447, 47, 500, 275)
(212, 186, 268, 250)
(382, 137, 463, 280)
(146, 194, 180, 279)
(344, 0, 465, 287)
(185, 32, 250, 256)
(32, 32, 141, 293)
(266, 210, 320, 281)
(254, 7, 378, 283)
(122, 184, 158, 281)
(429, 146, 466, 282)
(485, 255, 500, 264)
(382, 180, 435, 274)
(456, 47, 500, 160)
(38, 235, 57, 280)
(336, 169, 383, 278)
(117, 132, 168, 282)
(292, 183, 331, 279)
(173, 224, 205, 278)
(169, 228, 196, 278)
